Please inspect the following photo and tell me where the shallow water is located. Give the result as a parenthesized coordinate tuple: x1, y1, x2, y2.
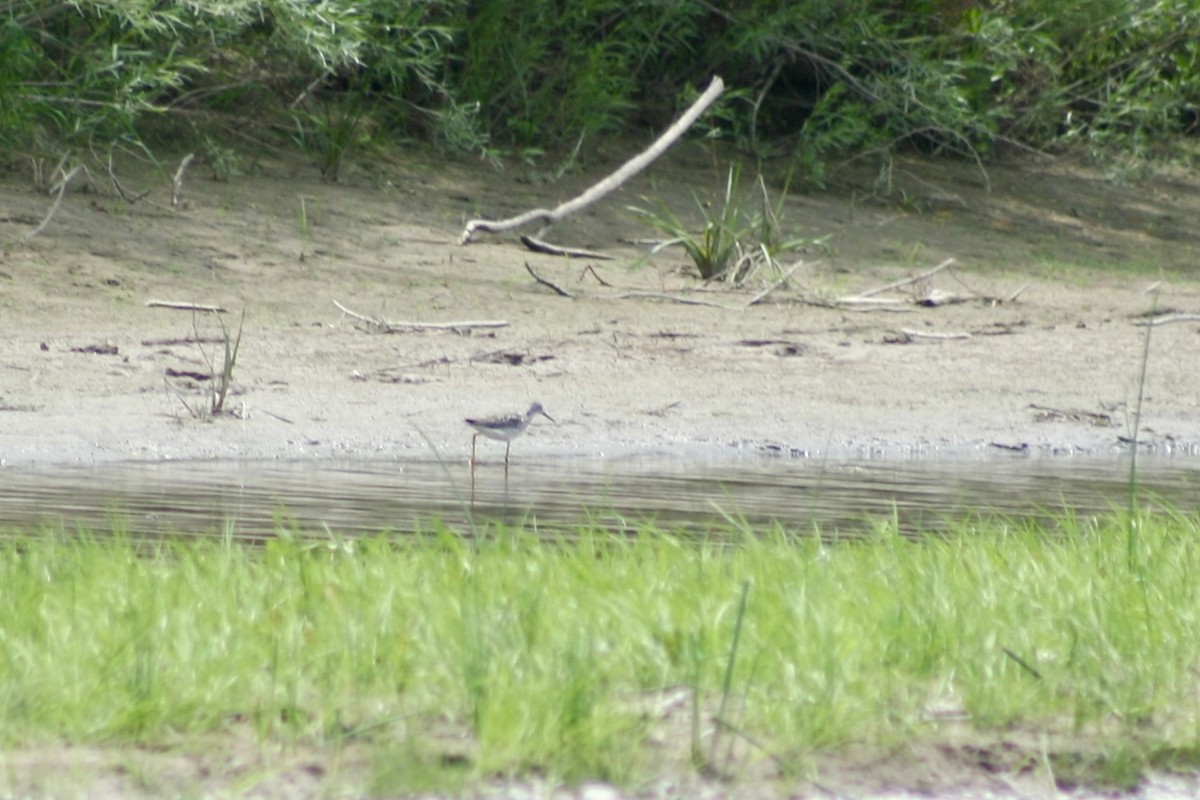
(1, 453, 1197, 539)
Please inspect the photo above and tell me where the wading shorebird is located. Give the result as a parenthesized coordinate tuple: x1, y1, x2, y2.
(465, 402, 555, 466)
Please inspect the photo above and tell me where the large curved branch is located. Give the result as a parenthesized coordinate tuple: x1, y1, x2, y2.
(460, 76, 725, 244)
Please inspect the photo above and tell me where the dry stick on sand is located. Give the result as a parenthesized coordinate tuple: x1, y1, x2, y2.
(841, 304, 917, 314)
(1006, 282, 1031, 303)
(1028, 403, 1114, 425)
(40, 151, 71, 189)
(460, 76, 725, 245)
(847, 258, 957, 300)
(837, 296, 908, 306)
(520, 235, 614, 260)
(747, 260, 811, 307)
(107, 148, 151, 203)
(172, 153, 195, 207)
(616, 291, 740, 311)
(581, 264, 614, 287)
(899, 327, 972, 340)
(524, 262, 574, 298)
(332, 299, 508, 332)
(24, 164, 83, 241)
(146, 300, 227, 313)
(1134, 313, 1200, 327)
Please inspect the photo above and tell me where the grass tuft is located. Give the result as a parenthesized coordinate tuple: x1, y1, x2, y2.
(629, 164, 828, 285)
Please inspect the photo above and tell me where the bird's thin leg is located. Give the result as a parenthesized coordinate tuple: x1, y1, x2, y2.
(504, 442, 511, 467)
(471, 434, 478, 466)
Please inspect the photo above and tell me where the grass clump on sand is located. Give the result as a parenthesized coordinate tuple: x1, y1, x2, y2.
(1, 510, 1199, 793)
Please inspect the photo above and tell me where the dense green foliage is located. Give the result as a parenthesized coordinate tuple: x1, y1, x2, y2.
(2, 0, 1197, 171)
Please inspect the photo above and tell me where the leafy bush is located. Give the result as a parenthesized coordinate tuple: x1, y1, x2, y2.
(0, 0, 452, 156)
(1, 0, 1196, 174)
(693, 0, 1200, 175)
(449, 0, 703, 145)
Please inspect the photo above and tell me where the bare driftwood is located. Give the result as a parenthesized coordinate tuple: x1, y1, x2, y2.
(837, 296, 907, 306)
(1006, 282, 1031, 303)
(25, 164, 83, 241)
(917, 288, 966, 307)
(581, 264, 613, 287)
(899, 327, 972, 340)
(850, 258, 957, 299)
(1134, 313, 1200, 327)
(616, 291, 739, 310)
(146, 300, 228, 313)
(747, 260, 810, 307)
(524, 262, 574, 298)
(333, 299, 508, 332)
(461, 76, 725, 244)
(1029, 403, 1115, 426)
(847, 307, 918, 315)
(106, 148, 151, 203)
(619, 237, 673, 246)
(520, 235, 614, 260)
(172, 153, 195, 207)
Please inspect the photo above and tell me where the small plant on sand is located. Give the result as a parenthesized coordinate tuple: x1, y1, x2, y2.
(628, 164, 826, 285)
(207, 308, 245, 416)
(165, 309, 245, 420)
(298, 196, 312, 262)
(291, 100, 368, 182)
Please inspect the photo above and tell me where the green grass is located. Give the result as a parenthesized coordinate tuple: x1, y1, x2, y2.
(2, 510, 1200, 792)
(628, 163, 826, 284)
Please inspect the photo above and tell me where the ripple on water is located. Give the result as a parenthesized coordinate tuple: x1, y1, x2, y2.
(0, 455, 1196, 539)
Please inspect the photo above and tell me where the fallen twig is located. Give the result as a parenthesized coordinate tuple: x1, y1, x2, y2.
(461, 76, 725, 243)
(850, 258, 957, 299)
(836, 296, 907, 306)
(581, 264, 613, 287)
(1029, 403, 1114, 426)
(1134, 313, 1200, 327)
(989, 441, 1030, 453)
(332, 299, 508, 332)
(899, 327, 972, 340)
(520, 235, 614, 260)
(524, 262, 574, 298)
(840, 305, 917, 314)
(617, 291, 740, 310)
(257, 408, 295, 424)
(146, 300, 227, 313)
(172, 153, 195, 207)
(332, 300, 388, 330)
(107, 147, 151, 203)
(917, 289, 966, 306)
(1005, 282, 1031, 303)
(41, 152, 71, 190)
(747, 260, 810, 307)
(619, 237, 674, 247)
(25, 164, 83, 241)
(643, 400, 682, 417)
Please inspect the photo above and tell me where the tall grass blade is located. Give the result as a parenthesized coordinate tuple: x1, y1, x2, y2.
(1126, 287, 1158, 568)
(709, 579, 751, 769)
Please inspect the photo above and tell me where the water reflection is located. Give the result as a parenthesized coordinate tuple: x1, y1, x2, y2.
(0, 455, 1196, 539)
